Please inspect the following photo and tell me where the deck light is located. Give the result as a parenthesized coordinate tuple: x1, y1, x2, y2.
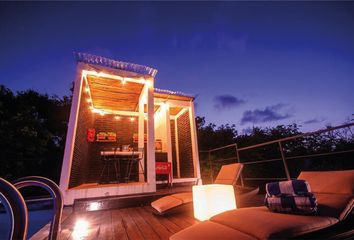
(192, 184, 236, 221)
(88, 202, 100, 211)
(72, 219, 89, 240)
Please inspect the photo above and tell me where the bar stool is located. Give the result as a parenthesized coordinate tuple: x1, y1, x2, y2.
(99, 148, 120, 183)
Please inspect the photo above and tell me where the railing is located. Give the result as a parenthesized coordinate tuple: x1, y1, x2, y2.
(0, 176, 63, 240)
(0, 178, 28, 240)
(200, 122, 354, 187)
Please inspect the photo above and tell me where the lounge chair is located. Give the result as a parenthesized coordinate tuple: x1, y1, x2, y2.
(151, 163, 244, 215)
(170, 169, 354, 240)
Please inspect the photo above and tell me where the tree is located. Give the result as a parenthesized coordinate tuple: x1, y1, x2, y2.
(0, 85, 71, 182)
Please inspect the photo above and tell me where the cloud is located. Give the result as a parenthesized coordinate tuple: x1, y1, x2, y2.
(303, 117, 326, 124)
(213, 95, 245, 110)
(241, 104, 291, 125)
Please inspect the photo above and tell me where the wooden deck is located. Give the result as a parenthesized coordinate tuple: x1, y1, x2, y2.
(30, 206, 198, 240)
(31, 186, 262, 240)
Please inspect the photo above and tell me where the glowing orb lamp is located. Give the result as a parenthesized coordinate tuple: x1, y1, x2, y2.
(192, 184, 236, 221)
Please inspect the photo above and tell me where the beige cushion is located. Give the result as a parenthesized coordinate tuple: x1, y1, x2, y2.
(151, 192, 193, 213)
(210, 207, 338, 240)
(315, 193, 354, 220)
(170, 221, 256, 240)
(298, 170, 354, 194)
(214, 163, 243, 185)
(151, 196, 183, 213)
(172, 192, 193, 203)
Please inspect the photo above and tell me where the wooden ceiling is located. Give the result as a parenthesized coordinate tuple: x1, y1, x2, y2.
(86, 74, 189, 116)
(170, 107, 184, 116)
(143, 105, 183, 116)
(87, 75, 144, 112)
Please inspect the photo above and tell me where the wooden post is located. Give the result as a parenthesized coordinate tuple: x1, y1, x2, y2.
(189, 102, 202, 184)
(165, 104, 173, 184)
(138, 91, 145, 182)
(146, 79, 156, 187)
(174, 118, 181, 178)
(59, 65, 84, 192)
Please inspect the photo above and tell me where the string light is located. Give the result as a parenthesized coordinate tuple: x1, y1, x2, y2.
(122, 78, 126, 85)
(140, 78, 146, 84)
(130, 117, 135, 121)
(145, 80, 152, 88)
(114, 116, 121, 120)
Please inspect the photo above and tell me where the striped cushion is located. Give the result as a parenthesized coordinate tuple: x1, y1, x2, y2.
(266, 180, 311, 196)
(265, 180, 317, 214)
(265, 193, 317, 214)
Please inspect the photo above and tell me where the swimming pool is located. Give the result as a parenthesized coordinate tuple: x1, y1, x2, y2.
(0, 209, 52, 239)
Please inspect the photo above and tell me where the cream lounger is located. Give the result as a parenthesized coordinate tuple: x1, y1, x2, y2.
(170, 169, 354, 240)
(151, 163, 244, 215)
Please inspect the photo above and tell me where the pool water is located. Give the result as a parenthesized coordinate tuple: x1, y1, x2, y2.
(0, 209, 53, 239)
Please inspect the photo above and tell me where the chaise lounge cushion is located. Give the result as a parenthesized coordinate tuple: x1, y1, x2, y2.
(315, 193, 354, 220)
(214, 163, 243, 185)
(210, 207, 338, 239)
(298, 170, 354, 194)
(170, 221, 257, 240)
(170, 170, 354, 240)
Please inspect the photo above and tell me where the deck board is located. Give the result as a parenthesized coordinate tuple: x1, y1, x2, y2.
(30, 206, 197, 240)
(142, 207, 182, 233)
(111, 210, 129, 240)
(119, 208, 146, 240)
(136, 208, 172, 239)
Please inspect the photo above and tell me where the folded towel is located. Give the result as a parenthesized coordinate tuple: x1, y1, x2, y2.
(266, 180, 311, 196)
(265, 193, 317, 214)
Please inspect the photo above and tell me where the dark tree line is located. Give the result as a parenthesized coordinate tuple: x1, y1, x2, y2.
(0, 85, 71, 182)
(0, 85, 353, 185)
(196, 116, 354, 185)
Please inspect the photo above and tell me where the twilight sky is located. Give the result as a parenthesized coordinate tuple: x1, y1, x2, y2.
(1, 1, 353, 132)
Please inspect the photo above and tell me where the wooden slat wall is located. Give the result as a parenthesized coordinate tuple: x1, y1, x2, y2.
(69, 83, 94, 188)
(177, 111, 194, 178)
(87, 116, 139, 183)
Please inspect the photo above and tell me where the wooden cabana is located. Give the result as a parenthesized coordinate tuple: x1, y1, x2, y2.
(59, 53, 201, 205)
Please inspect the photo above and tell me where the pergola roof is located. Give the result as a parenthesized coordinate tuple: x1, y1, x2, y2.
(75, 52, 158, 77)
(79, 53, 193, 116)
(85, 75, 192, 116)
